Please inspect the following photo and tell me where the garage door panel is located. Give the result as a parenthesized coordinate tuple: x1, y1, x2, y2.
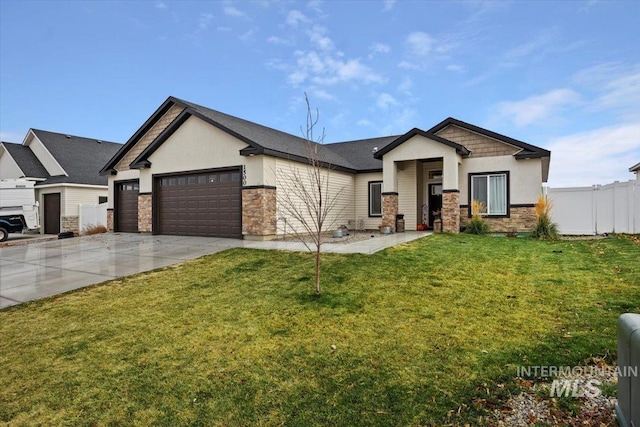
(156, 169, 241, 238)
(116, 182, 139, 232)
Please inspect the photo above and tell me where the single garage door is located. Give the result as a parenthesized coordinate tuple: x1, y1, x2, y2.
(116, 181, 139, 232)
(156, 168, 242, 238)
(43, 193, 61, 235)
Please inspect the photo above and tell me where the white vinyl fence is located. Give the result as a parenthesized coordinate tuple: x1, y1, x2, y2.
(547, 180, 640, 235)
(79, 202, 108, 232)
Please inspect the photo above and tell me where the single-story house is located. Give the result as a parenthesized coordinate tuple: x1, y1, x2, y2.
(100, 96, 550, 239)
(0, 130, 121, 234)
(630, 162, 640, 180)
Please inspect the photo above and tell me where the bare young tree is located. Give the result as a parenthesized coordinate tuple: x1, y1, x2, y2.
(275, 94, 345, 295)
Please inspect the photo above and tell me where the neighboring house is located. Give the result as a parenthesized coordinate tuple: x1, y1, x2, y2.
(100, 96, 550, 239)
(630, 162, 640, 180)
(0, 130, 121, 234)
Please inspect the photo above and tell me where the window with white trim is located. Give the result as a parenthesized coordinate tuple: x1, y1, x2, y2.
(470, 173, 507, 215)
(369, 181, 382, 217)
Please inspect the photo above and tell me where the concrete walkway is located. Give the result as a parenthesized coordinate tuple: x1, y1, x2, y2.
(0, 231, 430, 308)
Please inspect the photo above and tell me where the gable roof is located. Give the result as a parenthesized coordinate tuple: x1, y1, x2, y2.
(101, 96, 550, 176)
(428, 117, 551, 159)
(630, 162, 640, 173)
(102, 96, 398, 174)
(2, 141, 49, 178)
(373, 128, 470, 159)
(30, 129, 121, 186)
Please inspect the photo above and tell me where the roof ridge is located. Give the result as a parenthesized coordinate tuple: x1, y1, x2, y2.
(31, 128, 121, 145)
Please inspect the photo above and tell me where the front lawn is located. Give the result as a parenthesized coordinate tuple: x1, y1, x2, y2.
(1, 234, 638, 425)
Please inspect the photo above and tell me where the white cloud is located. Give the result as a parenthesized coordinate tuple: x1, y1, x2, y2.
(217, 26, 231, 32)
(369, 43, 390, 59)
(545, 123, 640, 186)
(376, 93, 398, 110)
(308, 25, 334, 51)
(284, 27, 385, 87)
(573, 63, 640, 119)
(267, 36, 292, 46)
(446, 64, 465, 73)
(406, 31, 435, 56)
(307, 0, 323, 13)
(155, 1, 167, 9)
(382, 0, 396, 11)
(198, 13, 214, 31)
(239, 28, 257, 42)
(224, 6, 247, 18)
(357, 119, 374, 127)
(309, 87, 334, 100)
(496, 89, 581, 127)
(398, 76, 413, 95)
(286, 10, 310, 27)
(504, 31, 557, 61)
(397, 60, 421, 71)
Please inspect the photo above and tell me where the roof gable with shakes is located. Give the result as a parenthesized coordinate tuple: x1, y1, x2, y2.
(31, 130, 121, 186)
(427, 117, 551, 159)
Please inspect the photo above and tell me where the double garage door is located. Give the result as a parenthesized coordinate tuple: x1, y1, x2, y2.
(116, 168, 242, 238)
(156, 168, 242, 238)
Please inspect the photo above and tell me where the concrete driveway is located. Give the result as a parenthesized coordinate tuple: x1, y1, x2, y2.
(0, 233, 245, 309)
(0, 231, 430, 309)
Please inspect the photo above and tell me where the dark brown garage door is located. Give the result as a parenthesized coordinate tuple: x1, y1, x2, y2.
(43, 193, 61, 235)
(156, 168, 242, 238)
(116, 181, 139, 232)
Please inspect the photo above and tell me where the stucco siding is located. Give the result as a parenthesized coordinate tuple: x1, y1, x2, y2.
(459, 156, 543, 205)
(397, 161, 417, 229)
(273, 158, 354, 235)
(355, 172, 383, 230)
(116, 104, 184, 172)
(435, 125, 519, 157)
(147, 116, 256, 187)
(382, 135, 459, 191)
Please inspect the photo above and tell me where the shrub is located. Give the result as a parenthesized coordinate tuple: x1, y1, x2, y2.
(531, 195, 558, 239)
(464, 200, 491, 235)
(83, 224, 108, 236)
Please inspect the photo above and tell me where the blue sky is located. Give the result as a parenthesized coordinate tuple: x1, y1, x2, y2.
(1, 0, 638, 186)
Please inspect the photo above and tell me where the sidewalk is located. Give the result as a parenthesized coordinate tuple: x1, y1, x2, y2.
(244, 231, 432, 254)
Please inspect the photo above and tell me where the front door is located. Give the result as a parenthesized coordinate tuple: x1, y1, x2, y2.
(44, 193, 61, 234)
(428, 184, 442, 228)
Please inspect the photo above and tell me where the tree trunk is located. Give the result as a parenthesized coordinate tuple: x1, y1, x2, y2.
(315, 237, 321, 295)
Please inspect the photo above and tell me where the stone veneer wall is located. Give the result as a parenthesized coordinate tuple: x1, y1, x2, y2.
(381, 193, 398, 231)
(138, 194, 152, 232)
(460, 206, 536, 233)
(107, 209, 114, 231)
(242, 187, 277, 237)
(442, 192, 460, 233)
(61, 216, 79, 234)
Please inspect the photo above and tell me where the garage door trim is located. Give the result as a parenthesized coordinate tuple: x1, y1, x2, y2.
(152, 166, 243, 238)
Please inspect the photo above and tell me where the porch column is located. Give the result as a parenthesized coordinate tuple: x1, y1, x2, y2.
(382, 193, 398, 231)
(442, 154, 461, 233)
(242, 186, 277, 240)
(442, 191, 460, 233)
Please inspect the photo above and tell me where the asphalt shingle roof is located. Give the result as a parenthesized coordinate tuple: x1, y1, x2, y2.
(2, 141, 49, 178)
(31, 129, 122, 186)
